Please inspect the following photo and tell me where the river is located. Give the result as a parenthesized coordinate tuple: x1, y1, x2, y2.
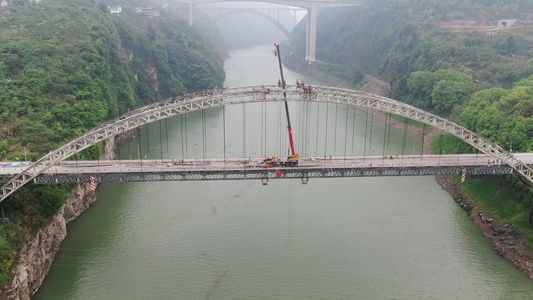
(34, 45, 533, 299)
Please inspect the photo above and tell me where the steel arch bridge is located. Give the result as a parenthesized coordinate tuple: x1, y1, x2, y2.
(211, 8, 291, 38)
(173, 0, 362, 61)
(1, 85, 532, 203)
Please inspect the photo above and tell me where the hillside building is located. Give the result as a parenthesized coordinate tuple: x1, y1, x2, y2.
(108, 5, 122, 14)
(135, 6, 160, 17)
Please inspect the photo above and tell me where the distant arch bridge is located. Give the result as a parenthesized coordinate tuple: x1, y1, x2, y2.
(210, 8, 297, 38)
(1, 85, 532, 204)
(171, 0, 363, 61)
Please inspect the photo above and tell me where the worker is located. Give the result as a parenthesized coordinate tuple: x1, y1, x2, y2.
(264, 88, 271, 100)
(278, 79, 281, 87)
(296, 80, 300, 86)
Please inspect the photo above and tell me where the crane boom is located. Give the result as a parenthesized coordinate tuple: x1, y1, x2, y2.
(274, 44, 297, 159)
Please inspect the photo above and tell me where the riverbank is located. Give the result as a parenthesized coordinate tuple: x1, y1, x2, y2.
(437, 175, 533, 280)
(360, 73, 533, 281)
(1, 128, 142, 300)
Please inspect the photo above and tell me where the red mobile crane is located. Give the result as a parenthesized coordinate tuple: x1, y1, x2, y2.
(265, 44, 299, 167)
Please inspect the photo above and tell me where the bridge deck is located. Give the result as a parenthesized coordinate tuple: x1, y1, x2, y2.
(2, 154, 530, 184)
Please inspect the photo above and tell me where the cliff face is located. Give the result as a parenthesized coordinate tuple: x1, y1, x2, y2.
(1, 128, 140, 300)
(2, 184, 96, 300)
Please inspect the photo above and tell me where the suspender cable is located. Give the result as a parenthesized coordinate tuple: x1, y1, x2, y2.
(387, 113, 392, 153)
(351, 106, 356, 155)
(315, 102, 320, 157)
(334, 104, 338, 156)
(264, 102, 268, 158)
(202, 109, 206, 162)
(368, 109, 374, 155)
(184, 114, 188, 159)
(401, 117, 408, 166)
(242, 103, 246, 159)
(420, 124, 426, 162)
(344, 105, 349, 164)
(363, 107, 369, 159)
(159, 120, 163, 166)
(324, 102, 329, 159)
(382, 113, 389, 158)
(138, 134, 142, 168)
(455, 135, 460, 165)
(165, 118, 169, 159)
(261, 101, 264, 158)
(146, 124, 150, 154)
(278, 102, 282, 156)
(116, 138, 122, 173)
(305, 100, 311, 158)
(127, 139, 131, 160)
(223, 105, 227, 166)
(438, 131, 443, 165)
(387, 114, 392, 152)
(297, 100, 302, 156)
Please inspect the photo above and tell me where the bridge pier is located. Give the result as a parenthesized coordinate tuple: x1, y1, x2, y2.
(188, 0, 193, 25)
(305, 7, 317, 62)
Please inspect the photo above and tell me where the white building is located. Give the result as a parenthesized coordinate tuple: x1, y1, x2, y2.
(135, 6, 160, 17)
(2, 0, 43, 6)
(108, 5, 122, 14)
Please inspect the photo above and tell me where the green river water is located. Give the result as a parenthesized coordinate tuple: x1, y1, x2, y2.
(34, 45, 533, 299)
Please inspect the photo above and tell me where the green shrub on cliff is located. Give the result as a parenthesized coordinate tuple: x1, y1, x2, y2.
(0, 236, 11, 286)
(0, 0, 225, 288)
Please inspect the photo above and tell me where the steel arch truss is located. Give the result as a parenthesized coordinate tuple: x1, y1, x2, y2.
(2, 85, 532, 202)
(212, 9, 291, 38)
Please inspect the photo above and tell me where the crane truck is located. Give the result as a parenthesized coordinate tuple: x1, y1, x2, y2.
(264, 44, 299, 167)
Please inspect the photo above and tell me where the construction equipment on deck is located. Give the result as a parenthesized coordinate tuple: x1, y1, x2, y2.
(265, 44, 299, 167)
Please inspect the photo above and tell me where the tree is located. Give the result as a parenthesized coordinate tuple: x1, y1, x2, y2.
(431, 79, 474, 114)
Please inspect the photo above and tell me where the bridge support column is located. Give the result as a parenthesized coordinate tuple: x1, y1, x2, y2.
(188, 0, 193, 26)
(305, 7, 317, 63)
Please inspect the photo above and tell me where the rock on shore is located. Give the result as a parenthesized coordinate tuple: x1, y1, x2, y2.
(364, 74, 533, 282)
(436, 175, 533, 281)
(1, 128, 141, 300)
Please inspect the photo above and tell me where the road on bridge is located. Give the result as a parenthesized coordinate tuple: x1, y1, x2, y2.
(1, 153, 532, 177)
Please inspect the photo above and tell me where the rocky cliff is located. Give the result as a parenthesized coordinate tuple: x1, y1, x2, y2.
(1, 128, 141, 300)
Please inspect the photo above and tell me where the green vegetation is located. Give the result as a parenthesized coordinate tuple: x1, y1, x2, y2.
(406, 69, 476, 114)
(314, 62, 364, 89)
(462, 78, 533, 152)
(287, 0, 533, 249)
(430, 134, 475, 154)
(289, 0, 533, 108)
(0, 0, 225, 287)
(455, 175, 533, 247)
